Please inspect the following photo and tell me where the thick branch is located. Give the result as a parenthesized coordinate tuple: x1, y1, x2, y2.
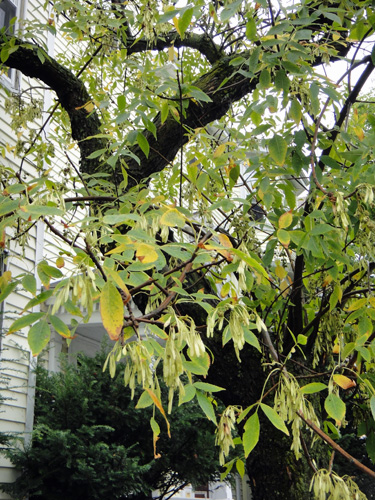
(2, 37, 106, 174)
(127, 31, 224, 64)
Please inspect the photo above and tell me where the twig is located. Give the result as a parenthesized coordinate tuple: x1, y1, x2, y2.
(300, 431, 318, 474)
(297, 410, 375, 479)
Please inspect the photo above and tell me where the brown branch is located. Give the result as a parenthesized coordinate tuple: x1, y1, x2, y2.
(297, 410, 375, 479)
(126, 31, 224, 64)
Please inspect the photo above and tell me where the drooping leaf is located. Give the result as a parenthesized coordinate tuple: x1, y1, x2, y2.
(100, 281, 124, 341)
(278, 211, 293, 229)
(28, 320, 51, 356)
(49, 314, 73, 338)
(260, 403, 289, 435)
(269, 135, 288, 166)
(243, 412, 260, 457)
(196, 390, 217, 425)
(325, 393, 346, 425)
(178, 7, 193, 38)
(22, 275, 37, 296)
(7, 312, 45, 335)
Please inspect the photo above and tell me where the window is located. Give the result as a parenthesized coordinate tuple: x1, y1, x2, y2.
(0, 0, 20, 88)
(0, 0, 17, 31)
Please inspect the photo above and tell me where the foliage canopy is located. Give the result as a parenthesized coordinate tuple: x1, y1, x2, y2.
(2, 0, 375, 497)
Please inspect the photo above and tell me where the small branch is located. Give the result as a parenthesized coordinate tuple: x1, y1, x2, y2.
(85, 241, 106, 281)
(328, 450, 335, 473)
(297, 411, 375, 479)
(64, 195, 117, 203)
(300, 431, 318, 474)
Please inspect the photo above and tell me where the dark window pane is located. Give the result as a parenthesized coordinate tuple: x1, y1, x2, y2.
(0, 0, 17, 31)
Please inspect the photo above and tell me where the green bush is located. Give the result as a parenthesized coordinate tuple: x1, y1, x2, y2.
(1, 349, 221, 500)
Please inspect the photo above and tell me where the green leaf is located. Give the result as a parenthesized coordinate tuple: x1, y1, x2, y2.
(147, 324, 168, 339)
(7, 312, 45, 335)
(243, 412, 260, 457)
(289, 99, 302, 124)
(260, 403, 289, 435)
(324, 393, 346, 424)
(183, 352, 210, 375)
(100, 281, 124, 341)
(0, 199, 20, 217)
(22, 275, 37, 296)
(196, 390, 217, 425)
(28, 320, 51, 356)
(370, 395, 375, 422)
(137, 132, 150, 158)
(193, 382, 225, 393)
(269, 135, 288, 166)
(231, 249, 268, 278)
(277, 229, 290, 246)
(150, 416, 160, 435)
(246, 18, 256, 40)
(37, 261, 62, 289)
(300, 383, 328, 394)
(103, 214, 140, 224)
(64, 299, 83, 317)
(178, 7, 193, 38)
(259, 69, 271, 89)
(49, 314, 72, 338)
(180, 384, 196, 404)
(188, 87, 212, 103)
(136, 390, 153, 409)
(236, 459, 245, 478)
(23, 289, 54, 313)
(297, 334, 307, 345)
(243, 326, 261, 352)
(21, 205, 63, 217)
(0, 282, 17, 304)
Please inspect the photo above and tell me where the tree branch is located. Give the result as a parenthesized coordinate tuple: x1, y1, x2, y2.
(297, 411, 375, 479)
(127, 31, 224, 64)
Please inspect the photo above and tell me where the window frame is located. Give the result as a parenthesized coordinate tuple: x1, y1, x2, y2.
(0, 0, 22, 91)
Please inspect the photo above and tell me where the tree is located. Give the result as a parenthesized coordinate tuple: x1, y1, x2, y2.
(1, 349, 221, 500)
(1, 0, 375, 498)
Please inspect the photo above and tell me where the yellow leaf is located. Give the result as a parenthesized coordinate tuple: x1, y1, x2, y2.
(100, 281, 124, 341)
(172, 16, 180, 35)
(75, 101, 95, 113)
(220, 282, 231, 298)
(168, 45, 175, 61)
(56, 257, 65, 269)
(333, 374, 356, 390)
(218, 233, 233, 248)
(354, 126, 364, 141)
(105, 244, 129, 255)
(332, 344, 340, 354)
(278, 210, 293, 229)
(277, 229, 290, 247)
(145, 388, 171, 437)
(105, 268, 131, 301)
(160, 208, 185, 228)
(275, 263, 288, 280)
(136, 244, 158, 264)
(213, 143, 226, 158)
